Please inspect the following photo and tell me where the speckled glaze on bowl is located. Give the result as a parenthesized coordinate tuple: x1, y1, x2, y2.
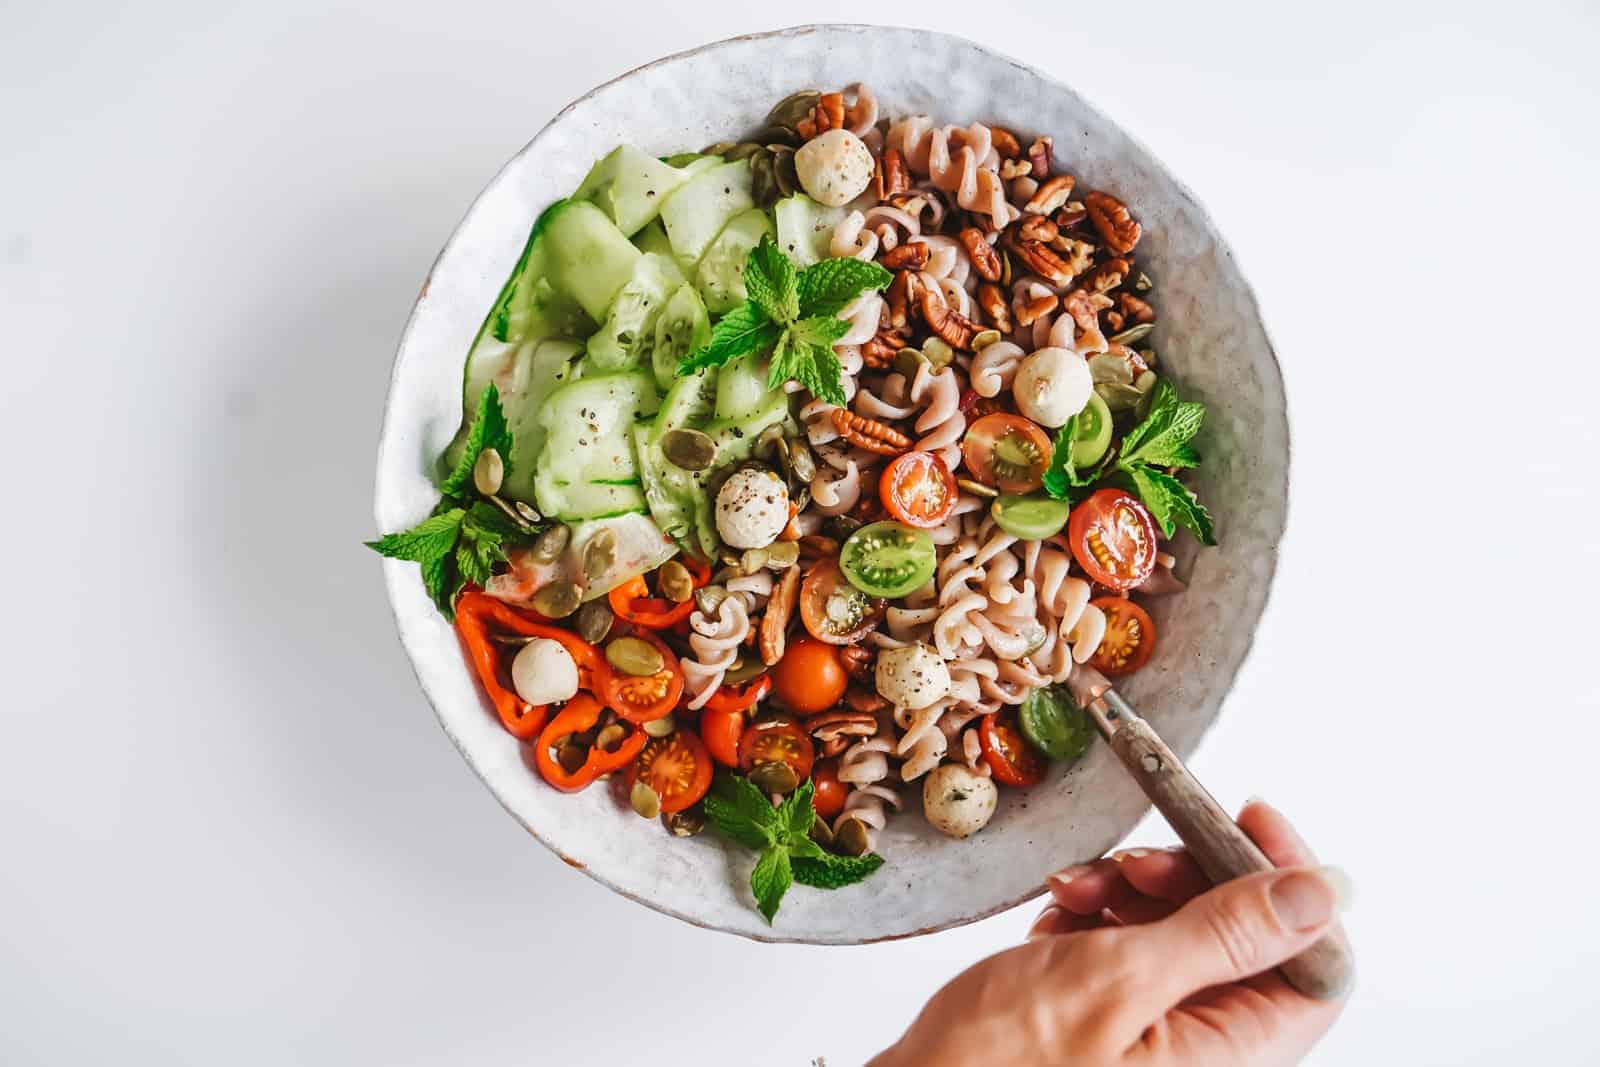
(374, 25, 1289, 944)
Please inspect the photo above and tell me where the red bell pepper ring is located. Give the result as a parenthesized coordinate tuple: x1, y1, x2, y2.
(703, 674, 772, 716)
(607, 557, 713, 629)
(454, 592, 609, 741)
(599, 630, 685, 724)
(534, 693, 648, 792)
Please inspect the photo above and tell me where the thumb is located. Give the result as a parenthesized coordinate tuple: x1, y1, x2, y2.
(1134, 866, 1345, 1003)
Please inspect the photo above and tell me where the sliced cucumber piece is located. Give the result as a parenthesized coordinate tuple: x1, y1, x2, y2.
(1070, 392, 1114, 468)
(652, 284, 711, 392)
(775, 193, 847, 267)
(632, 218, 674, 257)
(659, 160, 754, 267)
(714, 352, 770, 422)
(533, 371, 661, 520)
(637, 369, 719, 555)
(695, 208, 773, 314)
(499, 339, 582, 501)
(574, 145, 694, 237)
(540, 200, 642, 322)
(584, 253, 685, 373)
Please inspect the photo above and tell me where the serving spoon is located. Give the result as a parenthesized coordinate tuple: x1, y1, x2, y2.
(1066, 663, 1354, 1000)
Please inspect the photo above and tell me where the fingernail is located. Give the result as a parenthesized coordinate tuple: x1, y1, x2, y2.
(1027, 905, 1064, 940)
(1242, 795, 1267, 813)
(1110, 848, 1153, 862)
(1316, 865, 1354, 912)
(1270, 868, 1342, 931)
(1048, 864, 1095, 888)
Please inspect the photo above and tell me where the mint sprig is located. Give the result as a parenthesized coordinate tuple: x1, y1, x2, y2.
(676, 234, 891, 406)
(704, 774, 886, 923)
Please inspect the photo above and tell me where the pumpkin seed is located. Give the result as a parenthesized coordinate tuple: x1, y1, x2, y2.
(583, 528, 617, 581)
(972, 329, 1002, 350)
(576, 600, 614, 644)
(661, 427, 716, 471)
(643, 713, 677, 739)
(999, 248, 1014, 287)
(594, 723, 628, 753)
(701, 140, 740, 157)
(894, 347, 930, 379)
(750, 123, 802, 149)
(1088, 352, 1135, 386)
(556, 742, 587, 775)
(1134, 370, 1158, 394)
(834, 817, 871, 857)
(766, 541, 800, 570)
(740, 548, 769, 576)
(531, 581, 581, 619)
(809, 813, 836, 848)
(606, 635, 664, 677)
(757, 424, 787, 463)
(472, 447, 505, 496)
(630, 781, 661, 820)
(922, 337, 955, 370)
(1138, 347, 1158, 367)
(749, 760, 799, 795)
(1095, 381, 1147, 413)
(694, 586, 726, 616)
(787, 442, 815, 484)
(750, 151, 781, 209)
(657, 559, 694, 603)
(723, 654, 766, 686)
(770, 145, 799, 196)
(514, 501, 541, 524)
(958, 478, 999, 499)
(1135, 272, 1154, 292)
(727, 141, 764, 163)
(531, 524, 570, 564)
(767, 90, 821, 129)
(1109, 322, 1156, 347)
(661, 806, 705, 837)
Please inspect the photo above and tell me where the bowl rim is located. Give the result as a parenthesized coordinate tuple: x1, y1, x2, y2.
(372, 22, 1292, 944)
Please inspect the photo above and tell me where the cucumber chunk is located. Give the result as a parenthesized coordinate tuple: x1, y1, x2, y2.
(652, 284, 711, 392)
(540, 200, 642, 322)
(533, 371, 661, 520)
(632, 219, 674, 257)
(584, 253, 685, 373)
(715, 352, 770, 422)
(573, 146, 694, 237)
(695, 208, 774, 314)
(775, 193, 847, 267)
(659, 160, 755, 267)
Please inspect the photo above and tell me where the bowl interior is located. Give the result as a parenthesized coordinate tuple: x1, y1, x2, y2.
(374, 25, 1288, 943)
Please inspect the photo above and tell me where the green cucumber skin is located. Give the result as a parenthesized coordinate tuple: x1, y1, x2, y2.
(695, 208, 773, 314)
(585, 253, 686, 373)
(541, 200, 643, 322)
(714, 352, 769, 422)
(651, 284, 711, 392)
(534, 371, 660, 520)
(659, 160, 756, 267)
(573, 145, 694, 237)
(774, 193, 846, 267)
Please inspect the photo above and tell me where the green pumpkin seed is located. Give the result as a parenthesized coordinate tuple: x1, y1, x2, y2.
(723, 654, 766, 686)
(750, 150, 780, 208)
(1088, 352, 1135, 386)
(957, 477, 999, 499)
(999, 249, 1014, 287)
(751, 124, 802, 149)
(662, 806, 705, 837)
(1135, 272, 1153, 292)
(694, 586, 726, 616)
(643, 714, 677, 739)
(757, 424, 788, 463)
(728, 141, 764, 162)
(701, 140, 740, 158)
(894, 347, 930, 379)
(594, 723, 628, 753)
(630, 781, 661, 819)
(922, 337, 955, 370)
(749, 761, 800, 795)
(834, 817, 871, 857)
(740, 548, 769, 576)
(472, 447, 505, 496)
(767, 90, 821, 129)
(809, 813, 836, 849)
(606, 635, 665, 677)
(1138, 347, 1158, 367)
(1134, 370, 1158, 394)
(657, 559, 694, 603)
(1096, 381, 1147, 413)
(531, 581, 581, 619)
(576, 600, 614, 644)
(514, 501, 541, 525)
(1109, 322, 1156, 347)
(663, 427, 716, 471)
(772, 147, 799, 196)
(766, 541, 800, 570)
(531, 524, 570, 563)
(583, 528, 617, 582)
(787, 442, 816, 485)
(972, 329, 1002, 350)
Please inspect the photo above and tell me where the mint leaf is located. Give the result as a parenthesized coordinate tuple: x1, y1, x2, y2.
(744, 233, 799, 324)
(678, 303, 781, 376)
(769, 322, 848, 406)
(1127, 464, 1216, 545)
(1118, 378, 1176, 458)
(440, 385, 512, 498)
(791, 852, 885, 890)
(705, 773, 779, 850)
(420, 550, 460, 619)
(1117, 378, 1205, 470)
(1042, 416, 1081, 500)
(365, 508, 465, 562)
(787, 834, 828, 860)
(750, 845, 793, 924)
(463, 500, 531, 543)
(455, 537, 493, 587)
(789, 315, 851, 348)
(796, 257, 893, 317)
(776, 779, 817, 844)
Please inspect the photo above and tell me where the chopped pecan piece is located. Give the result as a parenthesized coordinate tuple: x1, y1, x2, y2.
(881, 148, 910, 197)
(1084, 190, 1142, 254)
(918, 285, 982, 350)
(861, 330, 907, 369)
(831, 409, 912, 456)
(1062, 288, 1114, 352)
(1015, 292, 1060, 328)
(1024, 174, 1075, 216)
(1054, 202, 1088, 230)
(806, 709, 879, 755)
(1010, 240, 1081, 288)
(844, 686, 889, 715)
(958, 227, 1002, 282)
(1104, 310, 1125, 333)
(881, 240, 930, 270)
(813, 91, 845, 134)
(989, 126, 1022, 159)
(838, 644, 874, 681)
(1027, 135, 1054, 179)
(1052, 237, 1096, 280)
(1000, 158, 1034, 181)
(1117, 292, 1155, 326)
(1083, 257, 1131, 294)
(887, 269, 918, 330)
(1017, 215, 1059, 244)
(976, 283, 1013, 333)
(798, 534, 840, 560)
(758, 565, 801, 666)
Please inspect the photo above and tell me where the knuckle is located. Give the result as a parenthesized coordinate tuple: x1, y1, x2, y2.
(1200, 897, 1266, 976)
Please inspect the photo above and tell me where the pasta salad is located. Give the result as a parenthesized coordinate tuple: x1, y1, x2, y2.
(370, 85, 1214, 921)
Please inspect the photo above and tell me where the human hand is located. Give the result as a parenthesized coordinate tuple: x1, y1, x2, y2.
(869, 799, 1351, 1067)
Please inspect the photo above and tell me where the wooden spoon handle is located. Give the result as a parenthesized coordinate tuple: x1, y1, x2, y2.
(1108, 717, 1355, 1000)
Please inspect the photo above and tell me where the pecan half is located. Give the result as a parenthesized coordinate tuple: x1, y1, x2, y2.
(1011, 240, 1081, 288)
(1117, 292, 1155, 326)
(1062, 288, 1114, 351)
(918, 285, 982, 350)
(1052, 237, 1096, 280)
(813, 91, 845, 134)
(758, 565, 801, 666)
(976, 283, 1013, 333)
(831, 409, 912, 456)
(887, 269, 918, 330)
(881, 148, 910, 197)
(1027, 135, 1054, 179)
(958, 227, 1002, 282)
(989, 126, 1023, 159)
(1015, 292, 1060, 328)
(798, 534, 840, 560)
(1054, 202, 1088, 230)
(1083, 257, 1131, 294)
(881, 240, 930, 271)
(1084, 190, 1142, 255)
(806, 709, 879, 748)
(838, 644, 874, 681)
(844, 686, 889, 714)
(861, 330, 906, 369)
(1017, 215, 1059, 244)
(1024, 174, 1075, 216)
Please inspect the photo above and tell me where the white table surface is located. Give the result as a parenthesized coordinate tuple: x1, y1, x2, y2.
(4, 3, 1597, 1064)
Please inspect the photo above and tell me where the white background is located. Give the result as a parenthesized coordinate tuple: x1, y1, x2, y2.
(4, 2, 1597, 1064)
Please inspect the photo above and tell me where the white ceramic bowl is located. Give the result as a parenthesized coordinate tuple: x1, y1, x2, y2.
(374, 25, 1289, 943)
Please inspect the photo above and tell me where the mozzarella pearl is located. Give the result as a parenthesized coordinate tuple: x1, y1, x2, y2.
(1012, 346, 1093, 428)
(510, 638, 579, 707)
(875, 643, 952, 710)
(715, 467, 790, 549)
(794, 129, 875, 207)
(922, 764, 999, 839)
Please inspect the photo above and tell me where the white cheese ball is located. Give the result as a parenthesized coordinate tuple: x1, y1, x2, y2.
(715, 467, 790, 549)
(510, 638, 579, 707)
(1012, 346, 1094, 428)
(922, 764, 999, 839)
(875, 643, 952, 710)
(794, 129, 875, 207)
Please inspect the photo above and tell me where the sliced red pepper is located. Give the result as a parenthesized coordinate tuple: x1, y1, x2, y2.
(454, 592, 609, 741)
(599, 631, 685, 724)
(703, 674, 772, 716)
(607, 557, 712, 629)
(534, 693, 647, 792)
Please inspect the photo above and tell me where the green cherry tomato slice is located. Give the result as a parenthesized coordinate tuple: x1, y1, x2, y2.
(991, 495, 1072, 540)
(840, 521, 937, 598)
(1070, 391, 1114, 469)
(1018, 686, 1097, 763)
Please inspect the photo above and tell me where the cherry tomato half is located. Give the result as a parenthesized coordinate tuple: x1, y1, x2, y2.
(700, 704, 745, 768)
(799, 559, 885, 645)
(979, 710, 1047, 787)
(599, 632, 684, 723)
(811, 759, 847, 820)
(879, 451, 957, 529)
(1086, 597, 1157, 677)
(738, 717, 816, 783)
(771, 639, 849, 715)
(627, 730, 714, 813)
(961, 413, 1053, 494)
(1067, 489, 1158, 591)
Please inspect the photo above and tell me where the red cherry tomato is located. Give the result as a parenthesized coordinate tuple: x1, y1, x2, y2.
(1086, 597, 1157, 677)
(979, 710, 1047, 787)
(700, 704, 745, 768)
(1068, 489, 1158, 591)
(879, 451, 957, 529)
(961, 413, 1053, 494)
(810, 760, 847, 820)
(627, 730, 714, 813)
(799, 559, 885, 645)
(771, 639, 849, 715)
(598, 631, 684, 723)
(737, 717, 816, 782)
